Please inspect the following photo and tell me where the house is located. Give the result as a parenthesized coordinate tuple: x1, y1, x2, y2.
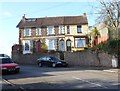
(89, 22, 109, 47)
(17, 13, 88, 54)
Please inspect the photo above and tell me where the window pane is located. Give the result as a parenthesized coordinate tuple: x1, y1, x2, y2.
(59, 26, 62, 34)
(67, 26, 70, 34)
(48, 39, 55, 50)
(25, 43, 29, 50)
(25, 28, 30, 36)
(67, 41, 71, 46)
(48, 26, 54, 34)
(75, 38, 85, 47)
(77, 26, 82, 33)
(36, 28, 41, 35)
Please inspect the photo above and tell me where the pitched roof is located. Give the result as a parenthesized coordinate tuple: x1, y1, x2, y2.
(17, 15, 88, 28)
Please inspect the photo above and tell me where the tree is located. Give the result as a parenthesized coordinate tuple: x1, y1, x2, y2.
(91, 27, 100, 46)
(97, 0, 120, 39)
(92, 27, 100, 38)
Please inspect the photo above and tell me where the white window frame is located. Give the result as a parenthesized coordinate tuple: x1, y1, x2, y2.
(24, 28, 31, 36)
(75, 38, 86, 48)
(47, 26, 54, 35)
(59, 25, 64, 34)
(67, 26, 70, 34)
(46, 39, 55, 50)
(36, 28, 41, 36)
(77, 26, 82, 33)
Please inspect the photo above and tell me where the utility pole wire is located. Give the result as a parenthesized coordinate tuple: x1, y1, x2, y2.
(0, 2, 71, 21)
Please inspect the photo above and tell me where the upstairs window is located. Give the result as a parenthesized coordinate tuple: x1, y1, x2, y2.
(67, 26, 70, 34)
(77, 26, 82, 33)
(26, 18, 36, 22)
(36, 28, 41, 36)
(59, 25, 64, 34)
(24, 28, 31, 36)
(47, 26, 54, 35)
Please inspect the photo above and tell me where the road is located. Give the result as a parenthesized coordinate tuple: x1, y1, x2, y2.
(1, 65, 119, 90)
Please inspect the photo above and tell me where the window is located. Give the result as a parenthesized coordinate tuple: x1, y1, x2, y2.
(39, 57, 46, 61)
(36, 28, 41, 36)
(25, 28, 31, 36)
(47, 26, 54, 35)
(26, 18, 36, 22)
(75, 38, 86, 48)
(59, 25, 64, 34)
(67, 26, 70, 34)
(25, 43, 29, 51)
(77, 26, 82, 33)
(46, 39, 55, 50)
(48, 39, 55, 50)
(46, 57, 51, 61)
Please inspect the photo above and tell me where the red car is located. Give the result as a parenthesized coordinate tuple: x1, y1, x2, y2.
(0, 57, 20, 74)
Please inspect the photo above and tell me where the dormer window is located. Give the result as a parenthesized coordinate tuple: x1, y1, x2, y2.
(26, 18, 36, 22)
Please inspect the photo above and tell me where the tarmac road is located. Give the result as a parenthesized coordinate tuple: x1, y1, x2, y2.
(1, 65, 119, 90)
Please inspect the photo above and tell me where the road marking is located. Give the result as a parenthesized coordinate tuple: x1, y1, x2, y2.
(103, 70, 118, 73)
(72, 76, 108, 89)
(3, 78, 26, 91)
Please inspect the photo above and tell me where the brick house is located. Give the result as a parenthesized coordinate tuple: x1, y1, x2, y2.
(17, 13, 88, 54)
(89, 22, 109, 47)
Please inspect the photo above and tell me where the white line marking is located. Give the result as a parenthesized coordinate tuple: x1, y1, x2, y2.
(72, 76, 108, 89)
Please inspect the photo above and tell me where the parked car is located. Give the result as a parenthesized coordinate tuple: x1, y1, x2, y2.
(0, 57, 20, 74)
(0, 54, 10, 58)
(37, 56, 68, 67)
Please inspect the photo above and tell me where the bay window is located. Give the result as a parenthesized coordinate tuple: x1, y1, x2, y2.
(75, 38, 86, 48)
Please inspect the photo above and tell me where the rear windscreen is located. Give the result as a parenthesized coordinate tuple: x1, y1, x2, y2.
(0, 58, 13, 64)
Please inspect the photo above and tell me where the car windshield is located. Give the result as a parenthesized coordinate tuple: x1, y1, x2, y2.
(0, 58, 13, 64)
(50, 57, 60, 62)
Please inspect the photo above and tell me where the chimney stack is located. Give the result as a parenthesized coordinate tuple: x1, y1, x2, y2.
(83, 13, 86, 17)
(22, 14, 26, 22)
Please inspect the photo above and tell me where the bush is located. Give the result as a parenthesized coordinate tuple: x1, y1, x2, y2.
(91, 39, 120, 56)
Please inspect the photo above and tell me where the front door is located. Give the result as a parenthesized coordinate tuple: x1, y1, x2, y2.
(59, 39, 65, 51)
(66, 39, 71, 51)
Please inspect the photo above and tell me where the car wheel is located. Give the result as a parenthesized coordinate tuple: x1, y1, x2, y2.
(52, 63, 56, 68)
(38, 63, 42, 67)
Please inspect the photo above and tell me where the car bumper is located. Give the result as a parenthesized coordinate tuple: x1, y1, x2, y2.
(2, 68, 20, 73)
(56, 63, 68, 67)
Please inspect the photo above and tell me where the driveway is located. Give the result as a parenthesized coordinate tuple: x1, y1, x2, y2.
(1, 65, 119, 90)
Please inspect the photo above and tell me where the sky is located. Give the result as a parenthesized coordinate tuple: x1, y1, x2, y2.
(0, 1, 101, 57)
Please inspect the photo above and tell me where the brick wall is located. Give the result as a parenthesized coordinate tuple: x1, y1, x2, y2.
(98, 52, 112, 67)
(12, 53, 60, 65)
(64, 51, 112, 67)
(12, 51, 112, 67)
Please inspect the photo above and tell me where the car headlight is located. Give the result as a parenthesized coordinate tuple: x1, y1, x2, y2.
(15, 66, 20, 68)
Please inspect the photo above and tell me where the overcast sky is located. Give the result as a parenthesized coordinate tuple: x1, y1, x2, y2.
(0, 1, 100, 56)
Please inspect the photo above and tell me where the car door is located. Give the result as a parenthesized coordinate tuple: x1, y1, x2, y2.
(46, 57, 53, 67)
(40, 57, 47, 66)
